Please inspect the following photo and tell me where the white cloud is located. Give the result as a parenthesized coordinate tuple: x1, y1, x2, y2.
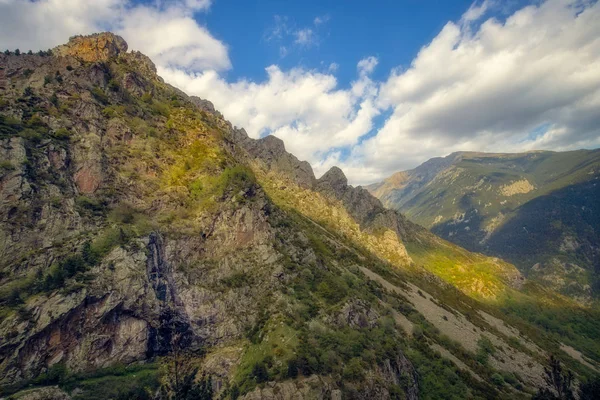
(183, 0, 212, 10)
(353, 0, 600, 184)
(314, 15, 330, 25)
(265, 15, 291, 42)
(461, 0, 492, 24)
(266, 15, 324, 53)
(294, 28, 316, 47)
(118, 6, 230, 70)
(0, 0, 230, 71)
(357, 56, 378, 76)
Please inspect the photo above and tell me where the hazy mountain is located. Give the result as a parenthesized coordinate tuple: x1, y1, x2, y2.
(1, 33, 599, 399)
(368, 150, 600, 302)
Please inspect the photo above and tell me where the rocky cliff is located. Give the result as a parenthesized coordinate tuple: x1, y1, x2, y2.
(1, 33, 598, 400)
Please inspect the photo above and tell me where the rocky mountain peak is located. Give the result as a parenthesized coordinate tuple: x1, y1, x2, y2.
(257, 135, 287, 157)
(53, 32, 128, 62)
(317, 166, 348, 194)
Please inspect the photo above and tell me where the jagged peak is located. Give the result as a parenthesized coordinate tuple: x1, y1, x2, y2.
(318, 166, 348, 186)
(316, 166, 348, 196)
(190, 96, 216, 113)
(53, 32, 128, 62)
(257, 134, 287, 156)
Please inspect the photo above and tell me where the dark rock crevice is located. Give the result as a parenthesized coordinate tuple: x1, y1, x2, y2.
(145, 232, 196, 357)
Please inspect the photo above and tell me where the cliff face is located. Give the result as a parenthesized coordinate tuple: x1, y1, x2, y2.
(0, 33, 597, 400)
(0, 33, 424, 399)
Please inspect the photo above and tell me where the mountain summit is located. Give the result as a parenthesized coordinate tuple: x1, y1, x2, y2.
(1, 33, 599, 399)
(53, 33, 129, 63)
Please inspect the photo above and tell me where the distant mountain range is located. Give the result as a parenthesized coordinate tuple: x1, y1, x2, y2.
(368, 150, 600, 302)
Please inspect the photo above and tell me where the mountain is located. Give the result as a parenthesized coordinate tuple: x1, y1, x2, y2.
(1, 33, 599, 399)
(367, 151, 600, 302)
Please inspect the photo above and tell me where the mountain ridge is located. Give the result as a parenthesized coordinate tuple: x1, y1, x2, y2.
(1, 32, 599, 399)
(367, 149, 600, 302)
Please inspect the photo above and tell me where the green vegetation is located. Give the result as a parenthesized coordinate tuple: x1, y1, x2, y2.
(0, 363, 160, 399)
(579, 376, 600, 399)
(407, 345, 476, 400)
(0, 115, 23, 137)
(90, 86, 109, 104)
(0, 160, 15, 172)
(500, 295, 600, 364)
(475, 336, 496, 365)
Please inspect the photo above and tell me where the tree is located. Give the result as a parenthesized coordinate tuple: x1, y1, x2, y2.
(579, 376, 600, 400)
(6, 288, 23, 306)
(532, 355, 574, 400)
(251, 362, 268, 383)
(160, 331, 212, 400)
(14, 49, 20, 55)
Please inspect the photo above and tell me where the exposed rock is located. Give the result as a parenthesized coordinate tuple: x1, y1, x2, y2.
(127, 50, 157, 76)
(53, 33, 127, 63)
(242, 135, 316, 189)
(500, 179, 535, 196)
(331, 299, 380, 329)
(74, 165, 101, 194)
(316, 166, 347, 194)
(190, 96, 217, 114)
(241, 375, 335, 400)
(9, 386, 71, 400)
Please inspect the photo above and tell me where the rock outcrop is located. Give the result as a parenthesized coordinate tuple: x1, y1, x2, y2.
(53, 33, 128, 62)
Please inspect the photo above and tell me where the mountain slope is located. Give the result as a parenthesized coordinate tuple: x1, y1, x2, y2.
(368, 151, 600, 302)
(0, 34, 599, 400)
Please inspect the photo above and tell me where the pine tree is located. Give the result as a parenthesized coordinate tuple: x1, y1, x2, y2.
(532, 355, 574, 400)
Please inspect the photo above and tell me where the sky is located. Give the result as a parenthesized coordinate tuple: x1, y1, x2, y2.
(1, 0, 599, 185)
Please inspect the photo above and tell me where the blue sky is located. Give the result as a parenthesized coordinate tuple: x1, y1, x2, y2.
(0, 0, 599, 184)
(203, 0, 512, 85)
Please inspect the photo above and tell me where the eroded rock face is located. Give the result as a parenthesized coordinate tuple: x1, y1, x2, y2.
(11, 386, 71, 400)
(53, 33, 128, 63)
(242, 134, 317, 189)
(231, 128, 420, 253)
(330, 299, 380, 329)
(316, 166, 348, 197)
(241, 375, 335, 400)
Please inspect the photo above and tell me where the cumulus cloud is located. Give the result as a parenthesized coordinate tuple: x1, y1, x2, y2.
(355, 0, 600, 183)
(118, 6, 230, 70)
(357, 56, 378, 76)
(0, 0, 230, 71)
